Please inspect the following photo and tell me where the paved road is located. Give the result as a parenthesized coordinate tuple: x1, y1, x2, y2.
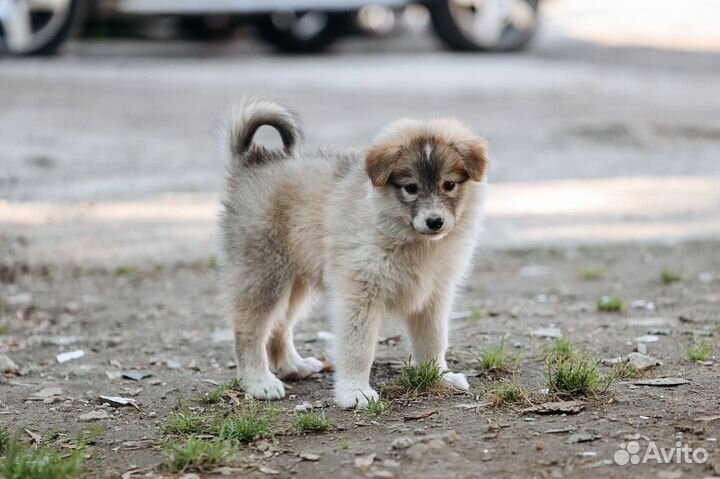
(1, 2, 720, 264)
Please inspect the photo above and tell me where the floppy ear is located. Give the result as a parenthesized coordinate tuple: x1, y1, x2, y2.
(366, 143, 401, 187)
(453, 136, 488, 182)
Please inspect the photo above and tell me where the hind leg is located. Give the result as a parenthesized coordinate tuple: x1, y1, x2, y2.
(268, 277, 324, 379)
(230, 272, 293, 400)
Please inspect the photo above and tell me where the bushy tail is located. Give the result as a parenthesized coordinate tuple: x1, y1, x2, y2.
(228, 98, 302, 163)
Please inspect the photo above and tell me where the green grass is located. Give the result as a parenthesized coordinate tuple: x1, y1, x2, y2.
(479, 338, 511, 372)
(544, 337, 576, 361)
(578, 268, 604, 281)
(0, 426, 8, 453)
(608, 361, 640, 381)
(399, 359, 446, 392)
(661, 269, 682, 284)
(687, 339, 713, 361)
(364, 390, 391, 416)
(163, 436, 233, 472)
(469, 306, 485, 322)
(212, 402, 275, 443)
(163, 404, 208, 435)
(293, 410, 333, 433)
(597, 296, 625, 313)
(0, 431, 86, 479)
(0, 325, 8, 335)
(544, 356, 603, 398)
(203, 380, 239, 404)
(485, 378, 530, 407)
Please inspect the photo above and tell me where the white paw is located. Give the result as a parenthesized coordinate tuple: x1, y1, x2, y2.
(276, 356, 324, 380)
(241, 373, 286, 400)
(334, 381, 378, 409)
(443, 371, 469, 391)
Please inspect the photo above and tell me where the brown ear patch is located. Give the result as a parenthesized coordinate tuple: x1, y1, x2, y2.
(366, 143, 402, 187)
(450, 136, 488, 182)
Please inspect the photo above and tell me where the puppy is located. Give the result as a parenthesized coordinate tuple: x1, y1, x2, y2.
(220, 99, 487, 408)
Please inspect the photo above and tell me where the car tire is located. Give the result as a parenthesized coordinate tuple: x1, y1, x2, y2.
(0, 0, 87, 56)
(429, 0, 539, 52)
(253, 11, 352, 53)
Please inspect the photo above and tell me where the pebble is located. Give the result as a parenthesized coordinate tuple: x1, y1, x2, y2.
(626, 352, 661, 371)
(0, 354, 19, 374)
(30, 387, 63, 399)
(294, 402, 312, 413)
(391, 437, 415, 450)
(79, 410, 110, 421)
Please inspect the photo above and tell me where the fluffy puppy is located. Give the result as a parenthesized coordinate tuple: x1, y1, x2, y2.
(220, 99, 487, 408)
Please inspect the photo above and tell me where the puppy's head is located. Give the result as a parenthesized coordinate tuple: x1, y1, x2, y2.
(366, 119, 487, 241)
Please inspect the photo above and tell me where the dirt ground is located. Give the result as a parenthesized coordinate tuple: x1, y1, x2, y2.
(1, 240, 719, 478)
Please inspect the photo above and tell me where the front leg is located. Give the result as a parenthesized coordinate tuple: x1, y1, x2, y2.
(405, 292, 469, 391)
(332, 294, 383, 409)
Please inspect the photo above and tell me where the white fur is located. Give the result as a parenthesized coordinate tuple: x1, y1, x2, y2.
(220, 102, 486, 408)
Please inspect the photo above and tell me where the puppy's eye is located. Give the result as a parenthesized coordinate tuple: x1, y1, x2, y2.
(404, 184, 418, 194)
(443, 181, 456, 192)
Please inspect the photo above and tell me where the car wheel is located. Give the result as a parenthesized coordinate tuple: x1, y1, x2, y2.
(254, 11, 352, 53)
(429, 0, 539, 52)
(0, 0, 86, 56)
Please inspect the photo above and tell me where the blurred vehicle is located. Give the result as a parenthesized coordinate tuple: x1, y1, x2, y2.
(0, 0, 540, 55)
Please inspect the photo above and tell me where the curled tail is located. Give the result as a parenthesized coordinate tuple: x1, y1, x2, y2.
(228, 98, 302, 163)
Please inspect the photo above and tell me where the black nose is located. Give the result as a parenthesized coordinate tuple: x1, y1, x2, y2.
(426, 217, 444, 231)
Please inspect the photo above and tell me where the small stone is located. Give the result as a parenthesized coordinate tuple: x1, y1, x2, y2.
(30, 387, 63, 399)
(391, 437, 415, 449)
(530, 328, 562, 339)
(405, 443, 430, 461)
(371, 470, 395, 478)
(567, 431, 599, 444)
(634, 335, 659, 343)
(294, 402, 312, 413)
(354, 453, 375, 470)
(122, 370, 153, 381)
(0, 354, 19, 374)
(259, 465, 280, 475)
(79, 410, 110, 421)
(626, 352, 661, 371)
(299, 452, 320, 461)
(180, 474, 200, 479)
(56, 350, 85, 363)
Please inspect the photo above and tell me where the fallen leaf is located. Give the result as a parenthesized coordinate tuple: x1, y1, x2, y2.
(24, 429, 41, 444)
(122, 370, 153, 381)
(695, 415, 720, 422)
(633, 378, 690, 387)
(403, 410, 438, 421)
(99, 395, 140, 411)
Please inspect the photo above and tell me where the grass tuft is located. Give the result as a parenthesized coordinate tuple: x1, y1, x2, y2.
(485, 378, 531, 407)
(544, 356, 603, 398)
(660, 269, 682, 284)
(469, 306, 485, 321)
(0, 430, 86, 479)
(687, 339, 713, 361)
(212, 402, 275, 443)
(578, 268, 604, 281)
(364, 390, 391, 416)
(399, 359, 445, 392)
(544, 337, 576, 361)
(163, 436, 232, 472)
(293, 410, 333, 433)
(0, 426, 8, 453)
(597, 296, 625, 313)
(608, 361, 640, 381)
(203, 380, 240, 404)
(163, 404, 207, 435)
(479, 338, 511, 372)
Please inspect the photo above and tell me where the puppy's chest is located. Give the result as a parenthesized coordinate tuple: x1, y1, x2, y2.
(372, 247, 448, 313)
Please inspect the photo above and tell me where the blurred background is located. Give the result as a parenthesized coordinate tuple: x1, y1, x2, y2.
(1, 0, 720, 266)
